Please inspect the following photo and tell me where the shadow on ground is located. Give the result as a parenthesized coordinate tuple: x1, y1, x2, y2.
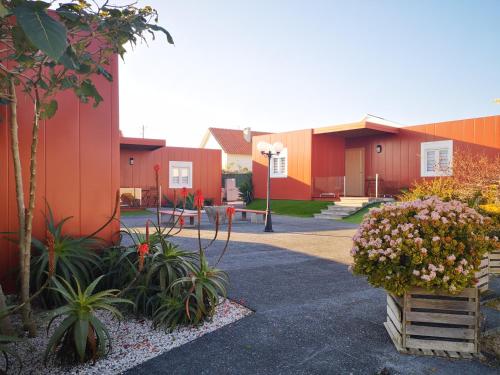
(122, 214, 499, 375)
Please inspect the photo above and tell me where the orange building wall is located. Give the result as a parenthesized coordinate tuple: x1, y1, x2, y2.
(0, 56, 120, 289)
(346, 115, 500, 194)
(120, 147, 222, 204)
(252, 129, 313, 200)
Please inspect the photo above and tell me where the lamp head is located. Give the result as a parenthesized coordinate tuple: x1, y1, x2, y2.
(257, 141, 271, 154)
(272, 142, 284, 154)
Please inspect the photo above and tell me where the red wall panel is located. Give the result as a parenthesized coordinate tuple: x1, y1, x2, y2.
(251, 115, 500, 201)
(345, 116, 500, 194)
(120, 146, 222, 204)
(252, 129, 313, 200)
(0, 56, 120, 289)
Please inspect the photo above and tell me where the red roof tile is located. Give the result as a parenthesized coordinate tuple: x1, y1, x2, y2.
(208, 128, 270, 155)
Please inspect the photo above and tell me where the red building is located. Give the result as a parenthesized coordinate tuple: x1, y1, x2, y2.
(0, 57, 120, 288)
(120, 137, 222, 205)
(252, 115, 500, 200)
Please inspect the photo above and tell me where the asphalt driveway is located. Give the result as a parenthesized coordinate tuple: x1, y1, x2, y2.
(123, 214, 499, 375)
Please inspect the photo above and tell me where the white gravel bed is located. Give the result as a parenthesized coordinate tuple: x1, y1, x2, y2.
(4, 299, 251, 374)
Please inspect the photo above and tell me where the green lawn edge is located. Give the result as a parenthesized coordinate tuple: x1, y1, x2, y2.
(246, 199, 330, 217)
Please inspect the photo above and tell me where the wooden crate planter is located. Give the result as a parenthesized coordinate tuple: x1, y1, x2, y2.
(489, 250, 500, 275)
(384, 287, 481, 359)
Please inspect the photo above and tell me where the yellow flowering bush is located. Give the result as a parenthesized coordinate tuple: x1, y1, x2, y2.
(479, 203, 500, 239)
(350, 197, 497, 296)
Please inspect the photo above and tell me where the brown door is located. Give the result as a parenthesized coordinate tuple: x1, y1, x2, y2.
(345, 148, 365, 196)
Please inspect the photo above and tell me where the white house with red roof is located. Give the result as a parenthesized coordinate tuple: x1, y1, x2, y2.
(200, 127, 270, 172)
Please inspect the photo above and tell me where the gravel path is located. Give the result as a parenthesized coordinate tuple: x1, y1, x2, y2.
(3, 299, 251, 374)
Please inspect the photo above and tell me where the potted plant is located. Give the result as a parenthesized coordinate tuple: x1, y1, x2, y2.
(350, 197, 496, 357)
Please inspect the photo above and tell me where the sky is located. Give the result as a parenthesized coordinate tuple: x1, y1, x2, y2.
(118, 0, 500, 147)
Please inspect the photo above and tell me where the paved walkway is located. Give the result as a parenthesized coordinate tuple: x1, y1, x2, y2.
(123, 214, 498, 375)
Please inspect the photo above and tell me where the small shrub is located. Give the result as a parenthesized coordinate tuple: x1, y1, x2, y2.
(44, 276, 131, 365)
(350, 197, 497, 296)
(479, 203, 500, 238)
(239, 180, 254, 204)
(399, 177, 458, 203)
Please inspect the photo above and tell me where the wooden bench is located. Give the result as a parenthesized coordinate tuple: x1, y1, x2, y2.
(235, 208, 267, 222)
(159, 210, 197, 225)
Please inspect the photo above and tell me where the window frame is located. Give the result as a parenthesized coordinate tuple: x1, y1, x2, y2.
(169, 161, 193, 188)
(420, 140, 453, 177)
(270, 148, 288, 178)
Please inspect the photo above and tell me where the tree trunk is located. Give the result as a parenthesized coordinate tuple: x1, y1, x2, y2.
(20, 98, 42, 338)
(0, 283, 14, 336)
(7, 79, 30, 329)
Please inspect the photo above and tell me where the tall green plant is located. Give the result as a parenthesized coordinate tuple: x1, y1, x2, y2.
(44, 276, 132, 365)
(0, 0, 173, 335)
(31, 207, 102, 308)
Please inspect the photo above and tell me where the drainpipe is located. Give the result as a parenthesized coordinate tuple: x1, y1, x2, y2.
(375, 173, 379, 199)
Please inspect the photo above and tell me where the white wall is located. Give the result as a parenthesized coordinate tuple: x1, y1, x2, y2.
(225, 154, 252, 172)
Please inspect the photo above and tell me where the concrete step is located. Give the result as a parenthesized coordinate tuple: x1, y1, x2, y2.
(320, 209, 351, 217)
(322, 207, 356, 214)
(314, 213, 345, 220)
(335, 202, 366, 208)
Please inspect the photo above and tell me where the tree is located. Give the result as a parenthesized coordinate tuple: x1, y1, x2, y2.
(0, 0, 173, 336)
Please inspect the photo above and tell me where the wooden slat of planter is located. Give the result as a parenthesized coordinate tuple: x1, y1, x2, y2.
(480, 257, 489, 268)
(405, 325, 475, 340)
(406, 338, 476, 353)
(409, 287, 477, 298)
(406, 311, 476, 326)
(387, 306, 401, 333)
(384, 320, 402, 348)
(387, 295, 401, 322)
(490, 251, 500, 275)
(408, 298, 476, 312)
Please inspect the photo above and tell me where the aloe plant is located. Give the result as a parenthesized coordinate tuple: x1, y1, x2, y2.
(31, 206, 102, 307)
(153, 256, 228, 329)
(44, 276, 132, 364)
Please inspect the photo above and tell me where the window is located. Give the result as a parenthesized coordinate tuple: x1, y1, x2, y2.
(420, 140, 453, 177)
(270, 148, 287, 178)
(169, 161, 193, 188)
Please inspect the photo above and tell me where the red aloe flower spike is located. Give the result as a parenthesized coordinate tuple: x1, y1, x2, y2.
(46, 230, 56, 277)
(137, 243, 149, 272)
(194, 189, 204, 209)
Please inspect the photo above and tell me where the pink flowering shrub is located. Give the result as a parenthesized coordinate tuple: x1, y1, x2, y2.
(350, 196, 497, 296)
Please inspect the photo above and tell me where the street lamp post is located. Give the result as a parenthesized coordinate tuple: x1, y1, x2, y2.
(257, 141, 283, 232)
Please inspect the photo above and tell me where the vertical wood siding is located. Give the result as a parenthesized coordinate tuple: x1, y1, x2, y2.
(120, 147, 222, 204)
(252, 129, 313, 200)
(346, 116, 500, 194)
(252, 115, 500, 200)
(0, 56, 120, 290)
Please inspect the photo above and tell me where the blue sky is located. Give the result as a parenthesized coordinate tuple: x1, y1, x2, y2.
(118, 0, 500, 147)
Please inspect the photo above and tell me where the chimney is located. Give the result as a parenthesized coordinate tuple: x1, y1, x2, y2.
(243, 127, 252, 143)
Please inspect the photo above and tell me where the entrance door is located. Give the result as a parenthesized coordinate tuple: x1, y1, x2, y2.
(345, 148, 365, 196)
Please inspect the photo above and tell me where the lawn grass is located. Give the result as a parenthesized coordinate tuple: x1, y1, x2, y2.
(121, 209, 154, 217)
(246, 199, 330, 217)
(342, 202, 383, 224)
